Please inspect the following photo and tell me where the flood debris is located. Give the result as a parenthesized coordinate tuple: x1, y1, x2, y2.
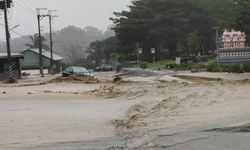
(86, 85, 121, 98)
(3, 78, 17, 84)
(112, 119, 135, 131)
(48, 75, 100, 84)
(113, 76, 123, 83)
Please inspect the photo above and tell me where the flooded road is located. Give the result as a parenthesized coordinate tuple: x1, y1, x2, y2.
(0, 95, 128, 150)
(1, 71, 250, 149)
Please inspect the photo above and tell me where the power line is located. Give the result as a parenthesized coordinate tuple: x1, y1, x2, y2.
(18, 0, 36, 14)
(10, 30, 25, 37)
(14, 0, 36, 17)
(29, 0, 41, 8)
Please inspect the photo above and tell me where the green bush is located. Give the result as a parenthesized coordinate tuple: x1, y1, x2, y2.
(165, 62, 177, 69)
(242, 63, 250, 72)
(219, 65, 231, 72)
(206, 61, 219, 72)
(191, 63, 206, 69)
(200, 55, 209, 62)
(231, 63, 243, 73)
(140, 62, 148, 69)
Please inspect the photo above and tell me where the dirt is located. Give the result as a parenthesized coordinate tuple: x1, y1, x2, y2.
(113, 76, 123, 83)
(85, 85, 121, 98)
(2, 78, 18, 84)
(47, 75, 100, 84)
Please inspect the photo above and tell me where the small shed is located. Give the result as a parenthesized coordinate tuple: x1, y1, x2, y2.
(0, 53, 24, 81)
(21, 49, 64, 73)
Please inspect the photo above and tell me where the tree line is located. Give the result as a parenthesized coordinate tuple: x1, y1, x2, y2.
(85, 0, 250, 67)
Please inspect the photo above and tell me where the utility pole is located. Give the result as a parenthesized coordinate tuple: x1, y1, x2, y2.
(151, 48, 156, 69)
(37, 11, 44, 77)
(215, 27, 220, 51)
(214, 26, 220, 69)
(136, 43, 139, 65)
(48, 10, 58, 75)
(36, 8, 47, 77)
(1, 0, 14, 82)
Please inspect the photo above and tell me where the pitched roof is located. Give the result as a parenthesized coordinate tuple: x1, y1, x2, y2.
(0, 53, 24, 59)
(23, 49, 64, 61)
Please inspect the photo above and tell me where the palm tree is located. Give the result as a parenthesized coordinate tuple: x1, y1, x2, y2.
(25, 34, 49, 50)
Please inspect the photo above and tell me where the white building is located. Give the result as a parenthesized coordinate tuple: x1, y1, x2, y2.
(222, 29, 246, 48)
(218, 29, 250, 64)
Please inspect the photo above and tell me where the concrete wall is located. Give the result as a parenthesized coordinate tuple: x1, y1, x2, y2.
(218, 50, 250, 64)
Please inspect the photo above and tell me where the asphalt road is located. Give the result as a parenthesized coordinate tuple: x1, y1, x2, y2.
(27, 128, 250, 150)
(26, 113, 250, 150)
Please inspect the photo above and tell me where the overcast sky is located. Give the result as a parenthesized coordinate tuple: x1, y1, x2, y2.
(0, 0, 132, 40)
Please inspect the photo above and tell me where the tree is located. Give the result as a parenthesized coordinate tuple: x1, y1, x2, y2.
(110, 0, 240, 60)
(25, 34, 49, 50)
(187, 32, 202, 55)
(86, 36, 121, 67)
(232, 0, 250, 43)
(63, 44, 84, 64)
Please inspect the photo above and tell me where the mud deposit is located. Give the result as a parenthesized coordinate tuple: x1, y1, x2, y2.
(48, 75, 100, 84)
(85, 85, 121, 98)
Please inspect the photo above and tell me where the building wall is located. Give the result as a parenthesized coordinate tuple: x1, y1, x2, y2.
(21, 51, 50, 69)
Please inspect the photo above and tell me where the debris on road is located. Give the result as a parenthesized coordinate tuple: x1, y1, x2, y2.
(113, 76, 124, 83)
(86, 85, 121, 98)
(48, 75, 100, 84)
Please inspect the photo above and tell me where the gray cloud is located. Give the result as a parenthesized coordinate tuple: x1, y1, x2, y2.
(0, 0, 131, 40)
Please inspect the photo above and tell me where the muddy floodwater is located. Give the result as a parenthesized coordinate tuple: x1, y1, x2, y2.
(0, 95, 129, 150)
(1, 71, 250, 149)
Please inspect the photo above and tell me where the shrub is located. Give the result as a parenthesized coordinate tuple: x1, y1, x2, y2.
(140, 62, 148, 69)
(206, 61, 219, 72)
(200, 55, 209, 62)
(231, 63, 243, 73)
(165, 62, 177, 69)
(242, 63, 250, 72)
(191, 63, 206, 69)
(219, 65, 231, 72)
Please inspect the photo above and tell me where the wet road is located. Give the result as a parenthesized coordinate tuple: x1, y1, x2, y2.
(26, 117, 250, 150)
(26, 129, 250, 150)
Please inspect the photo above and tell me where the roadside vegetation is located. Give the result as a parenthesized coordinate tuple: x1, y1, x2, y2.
(206, 61, 250, 73)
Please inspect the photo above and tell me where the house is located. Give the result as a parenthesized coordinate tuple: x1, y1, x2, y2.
(218, 29, 250, 64)
(222, 29, 246, 48)
(21, 49, 64, 73)
(0, 53, 24, 81)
